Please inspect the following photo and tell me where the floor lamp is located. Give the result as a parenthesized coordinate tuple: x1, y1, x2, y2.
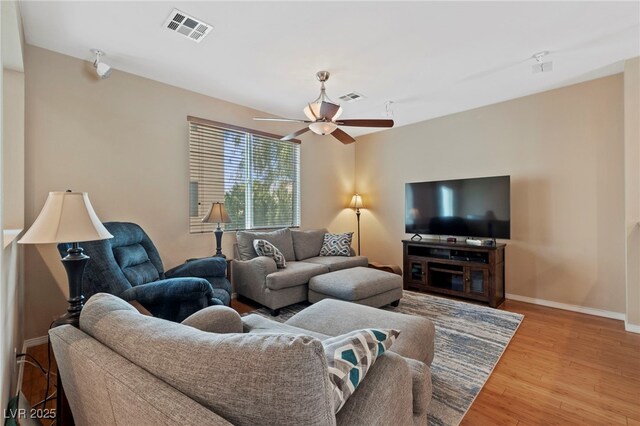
(349, 194, 365, 256)
(19, 191, 113, 425)
(19, 191, 113, 326)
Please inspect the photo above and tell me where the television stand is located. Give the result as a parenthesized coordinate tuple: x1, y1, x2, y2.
(410, 233, 423, 241)
(402, 239, 506, 308)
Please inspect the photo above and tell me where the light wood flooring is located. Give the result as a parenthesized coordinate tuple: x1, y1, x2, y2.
(21, 339, 57, 426)
(463, 300, 640, 425)
(22, 298, 640, 425)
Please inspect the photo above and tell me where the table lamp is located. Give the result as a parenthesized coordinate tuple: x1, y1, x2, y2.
(202, 202, 232, 258)
(349, 193, 365, 256)
(19, 191, 113, 327)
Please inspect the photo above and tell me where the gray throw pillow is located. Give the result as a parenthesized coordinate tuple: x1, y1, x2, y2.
(253, 239, 287, 269)
(323, 329, 400, 412)
(319, 232, 354, 257)
(236, 228, 295, 261)
(291, 228, 328, 260)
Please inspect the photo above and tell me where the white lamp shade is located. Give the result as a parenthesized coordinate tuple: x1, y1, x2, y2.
(309, 121, 338, 135)
(349, 194, 365, 209)
(304, 103, 343, 121)
(19, 192, 113, 244)
(303, 103, 320, 121)
(202, 202, 232, 224)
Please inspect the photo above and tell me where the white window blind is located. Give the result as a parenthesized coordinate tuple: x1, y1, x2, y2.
(188, 116, 300, 233)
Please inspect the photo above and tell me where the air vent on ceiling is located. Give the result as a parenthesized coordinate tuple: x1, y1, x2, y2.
(339, 92, 366, 103)
(163, 9, 212, 43)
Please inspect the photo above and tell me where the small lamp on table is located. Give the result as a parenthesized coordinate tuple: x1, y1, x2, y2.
(202, 202, 232, 258)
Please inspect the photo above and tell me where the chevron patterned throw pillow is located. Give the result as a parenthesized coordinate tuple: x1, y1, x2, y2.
(323, 328, 400, 412)
(253, 239, 287, 268)
(319, 232, 354, 257)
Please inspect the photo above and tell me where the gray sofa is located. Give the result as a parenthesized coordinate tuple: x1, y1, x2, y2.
(50, 294, 433, 426)
(233, 228, 368, 315)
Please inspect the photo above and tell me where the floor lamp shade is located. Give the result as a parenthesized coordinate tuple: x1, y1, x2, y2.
(349, 194, 365, 210)
(19, 192, 113, 244)
(202, 202, 232, 258)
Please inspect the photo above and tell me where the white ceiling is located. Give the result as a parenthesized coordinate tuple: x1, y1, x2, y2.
(19, 1, 640, 137)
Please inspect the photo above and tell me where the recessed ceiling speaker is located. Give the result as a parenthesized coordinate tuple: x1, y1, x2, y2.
(91, 49, 112, 79)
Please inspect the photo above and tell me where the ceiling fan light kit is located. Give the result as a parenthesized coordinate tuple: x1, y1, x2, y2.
(303, 71, 344, 122)
(309, 121, 338, 135)
(254, 70, 394, 144)
(304, 103, 343, 122)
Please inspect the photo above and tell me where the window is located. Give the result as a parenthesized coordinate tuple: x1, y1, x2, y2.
(188, 116, 300, 233)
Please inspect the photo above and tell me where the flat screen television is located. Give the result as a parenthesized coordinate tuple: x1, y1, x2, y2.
(405, 175, 510, 239)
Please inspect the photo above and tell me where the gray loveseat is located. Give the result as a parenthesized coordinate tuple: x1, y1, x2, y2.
(50, 293, 432, 425)
(233, 228, 368, 315)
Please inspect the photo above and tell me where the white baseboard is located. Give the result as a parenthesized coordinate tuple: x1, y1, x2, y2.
(23, 335, 48, 349)
(16, 335, 49, 395)
(505, 293, 626, 321)
(16, 351, 24, 396)
(625, 322, 640, 333)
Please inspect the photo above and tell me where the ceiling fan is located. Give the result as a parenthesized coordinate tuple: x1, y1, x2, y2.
(254, 71, 394, 144)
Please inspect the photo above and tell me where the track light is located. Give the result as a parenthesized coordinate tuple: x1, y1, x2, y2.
(91, 49, 112, 79)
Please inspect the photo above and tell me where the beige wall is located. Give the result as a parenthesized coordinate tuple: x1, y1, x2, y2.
(3, 69, 24, 229)
(24, 46, 355, 339)
(1, 0, 25, 412)
(624, 57, 640, 330)
(22, 44, 633, 337)
(355, 75, 626, 314)
(1, 70, 24, 411)
(1, 238, 22, 410)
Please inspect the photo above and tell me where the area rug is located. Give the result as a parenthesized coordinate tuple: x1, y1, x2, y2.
(250, 290, 523, 426)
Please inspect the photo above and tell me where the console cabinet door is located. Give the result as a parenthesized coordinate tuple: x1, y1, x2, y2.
(465, 267, 489, 297)
(407, 258, 427, 286)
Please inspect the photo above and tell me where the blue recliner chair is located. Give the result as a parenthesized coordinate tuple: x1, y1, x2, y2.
(58, 222, 231, 322)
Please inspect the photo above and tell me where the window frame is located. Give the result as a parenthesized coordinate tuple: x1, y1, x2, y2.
(188, 115, 301, 233)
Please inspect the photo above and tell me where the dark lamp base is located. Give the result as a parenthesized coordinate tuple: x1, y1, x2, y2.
(214, 226, 227, 258)
(52, 312, 82, 329)
(53, 244, 89, 330)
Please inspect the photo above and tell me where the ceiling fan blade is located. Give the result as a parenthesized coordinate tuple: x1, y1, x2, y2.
(336, 119, 394, 128)
(281, 127, 310, 141)
(320, 101, 340, 120)
(331, 128, 356, 144)
(254, 118, 311, 123)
